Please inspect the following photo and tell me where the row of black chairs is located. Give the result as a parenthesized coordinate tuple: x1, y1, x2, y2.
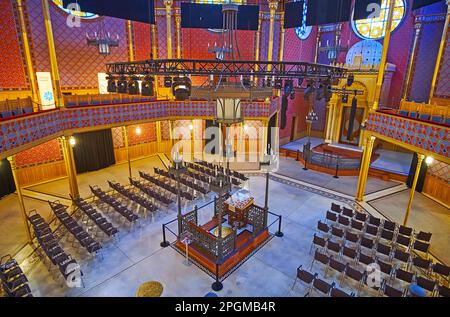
(90, 185, 139, 224)
(310, 246, 449, 297)
(330, 203, 432, 244)
(26, 210, 82, 284)
(139, 171, 194, 201)
(71, 196, 119, 238)
(194, 160, 248, 181)
(108, 181, 157, 213)
(154, 167, 209, 195)
(48, 201, 102, 255)
(129, 178, 173, 205)
(0, 255, 32, 297)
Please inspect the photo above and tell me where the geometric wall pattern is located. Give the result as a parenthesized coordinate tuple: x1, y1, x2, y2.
(428, 160, 450, 183)
(0, 100, 276, 157)
(366, 111, 450, 158)
(14, 138, 62, 168)
(435, 26, 450, 99)
(127, 122, 157, 146)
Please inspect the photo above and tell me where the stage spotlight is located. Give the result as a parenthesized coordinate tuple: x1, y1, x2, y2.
(164, 76, 173, 88)
(106, 75, 117, 93)
(274, 78, 283, 89)
(128, 76, 140, 95)
(347, 74, 354, 86)
(117, 76, 128, 93)
(303, 81, 315, 100)
(69, 136, 76, 147)
(284, 80, 293, 95)
(172, 76, 192, 101)
(342, 94, 349, 103)
(141, 76, 154, 96)
(242, 76, 251, 88)
(316, 84, 325, 100)
(324, 85, 333, 102)
(265, 78, 272, 87)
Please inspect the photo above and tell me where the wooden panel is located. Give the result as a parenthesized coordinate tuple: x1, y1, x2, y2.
(423, 174, 450, 206)
(114, 140, 172, 162)
(16, 160, 67, 186)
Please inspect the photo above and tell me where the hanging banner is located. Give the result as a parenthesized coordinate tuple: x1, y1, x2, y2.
(36, 72, 55, 110)
(98, 73, 109, 94)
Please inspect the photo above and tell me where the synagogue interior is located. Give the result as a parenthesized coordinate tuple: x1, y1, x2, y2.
(0, 0, 449, 298)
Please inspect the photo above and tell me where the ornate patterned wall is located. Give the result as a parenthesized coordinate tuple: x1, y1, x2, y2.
(428, 159, 450, 183)
(132, 22, 152, 61)
(434, 25, 450, 99)
(0, 0, 28, 89)
(14, 139, 62, 168)
(127, 122, 157, 146)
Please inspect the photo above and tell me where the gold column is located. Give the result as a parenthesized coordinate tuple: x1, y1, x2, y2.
(169, 120, 174, 147)
(41, 0, 63, 108)
(314, 27, 322, 63)
(403, 154, 425, 226)
(267, 0, 278, 72)
(261, 121, 269, 161)
(325, 102, 335, 143)
(278, 13, 285, 62)
(355, 134, 375, 201)
(122, 126, 132, 179)
(7, 156, 32, 243)
(429, 0, 450, 102)
(175, 15, 181, 59)
(164, 0, 173, 59)
(372, 0, 396, 111)
(17, 0, 40, 110)
(127, 20, 135, 62)
(151, 24, 159, 97)
(254, 14, 263, 84)
(61, 136, 79, 198)
(156, 121, 162, 152)
(403, 22, 421, 100)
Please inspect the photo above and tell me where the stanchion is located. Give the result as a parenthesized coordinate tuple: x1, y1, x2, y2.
(296, 149, 300, 161)
(160, 224, 170, 247)
(333, 158, 339, 179)
(211, 263, 223, 291)
(303, 154, 308, 171)
(275, 215, 284, 237)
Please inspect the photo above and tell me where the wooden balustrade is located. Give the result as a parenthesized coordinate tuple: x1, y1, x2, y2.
(0, 97, 34, 116)
(400, 100, 450, 118)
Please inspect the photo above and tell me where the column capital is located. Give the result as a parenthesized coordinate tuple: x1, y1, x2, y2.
(164, 0, 173, 8)
(175, 14, 181, 26)
(268, 0, 278, 12)
(7, 156, 16, 170)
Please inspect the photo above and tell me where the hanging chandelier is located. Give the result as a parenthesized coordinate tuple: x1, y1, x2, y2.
(86, 19, 119, 55)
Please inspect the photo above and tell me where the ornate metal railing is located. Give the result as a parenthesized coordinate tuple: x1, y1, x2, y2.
(304, 147, 361, 171)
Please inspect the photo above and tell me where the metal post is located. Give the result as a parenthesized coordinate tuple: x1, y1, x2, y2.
(403, 154, 425, 226)
(176, 172, 182, 236)
(211, 263, 223, 291)
(333, 158, 339, 179)
(296, 149, 300, 161)
(275, 215, 284, 237)
(160, 223, 170, 247)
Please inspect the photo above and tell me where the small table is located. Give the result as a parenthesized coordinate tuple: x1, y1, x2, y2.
(409, 284, 427, 297)
(136, 281, 163, 297)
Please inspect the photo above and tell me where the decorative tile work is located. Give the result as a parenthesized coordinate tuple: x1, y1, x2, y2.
(435, 25, 450, 99)
(127, 122, 157, 146)
(133, 22, 152, 61)
(0, 0, 28, 89)
(160, 120, 171, 141)
(26, 0, 51, 73)
(14, 139, 62, 168)
(244, 120, 262, 139)
(111, 126, 124, 149)
(366, 112, 450, 158)
(241, 102, 271, 117)
(428, 160, 450, 183)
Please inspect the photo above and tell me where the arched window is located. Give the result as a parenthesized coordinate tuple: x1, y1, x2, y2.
(352, 0, 406, 40)
(53, 0, 98, 19)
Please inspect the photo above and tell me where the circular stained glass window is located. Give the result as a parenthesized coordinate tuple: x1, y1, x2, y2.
(352, 0, 406, 40)
(53, 0, 98, 19)
(295, 0, 312, 40)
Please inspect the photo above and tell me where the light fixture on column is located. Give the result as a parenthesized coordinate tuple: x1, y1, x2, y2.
(425, 156, 434, 165)
(188, 123, 194, 131)
(86, 19, 119, 55)
(69, 136, 76, 147)
(135, 127, 142, 135)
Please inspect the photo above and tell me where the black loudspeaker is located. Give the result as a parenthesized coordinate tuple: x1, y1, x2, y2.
(280, 95, 288, 130)
(62, 0, 155, 24)
(353, 0, 381, 21)
(128, 77, 140, 95)
(406, 153, 428, 192)
(306, 0, 352, 26)
(284, 1, 304, 28)
(346, 96, 357, 140)
(107, 76, 117, 93)
(412, 0, 444, 10)
(164, 76, 173, 88)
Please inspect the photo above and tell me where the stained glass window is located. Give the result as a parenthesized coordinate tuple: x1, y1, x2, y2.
(352, 0, 405, 40)
(53, 0, 98, 19)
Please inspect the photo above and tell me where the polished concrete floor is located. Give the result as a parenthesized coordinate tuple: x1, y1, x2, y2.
(0, 153, 448, 297)
(369, 190, 450, 265)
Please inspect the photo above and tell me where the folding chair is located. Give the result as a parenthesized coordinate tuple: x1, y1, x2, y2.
(415, 231, 432, 243)
(331, 225, 344, 241)
(382, 281, 404, 297)
(327, 256, 346, 280)
(351, 219, 365, 234)
(292, 265, 317, 295)
(413, 240, 430, 259)
(354, 211, 368, 223)
(342, 207, 354, 218)
(330, 287, 355, 297)
(326, 240, 341, 257)
(311, 278, 335, 297)
(416, 276, 437, 296)
(325, 210, 338, 224)
(382, 219, 396, 232)
(368, 215, 381, 228)
(310, 248, 330, 271)
(338, 214, 350, 228)
(317, 220, 330, 235)
(393, 248, 411, 269)
(412, 256, 432, 274)
(342, 245, 358, 264)
(438, 285, 450, 297)
(432, 263, 450, 284)
(310, 233, 327, 254)
(341, 265, 365, 296)
(365, 224, 379, 239)
(398, 225, 413, 238)
(331, 203, 341, 213)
